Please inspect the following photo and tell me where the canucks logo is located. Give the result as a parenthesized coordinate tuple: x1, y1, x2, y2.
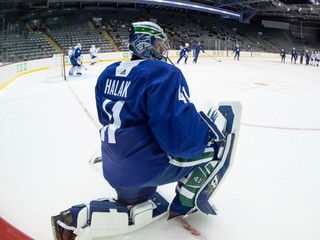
(203, 175, 219, 197)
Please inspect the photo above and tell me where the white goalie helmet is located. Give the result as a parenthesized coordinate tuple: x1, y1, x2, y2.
(76, 43, 82, 49)
(129, 21, 170, 61)
(185, 43, 189, 47)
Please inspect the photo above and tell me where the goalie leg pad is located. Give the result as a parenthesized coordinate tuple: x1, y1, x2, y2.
(175, 102, 241, 216)
(195, 101, 242, 215)
(177, 160, 219, 208)
(69, 66, 76, 75)
(75, 192, 169, 239)
(89, 199, 128, 230)
(194, 134, 233, 215)
(76, 65, 82, 74)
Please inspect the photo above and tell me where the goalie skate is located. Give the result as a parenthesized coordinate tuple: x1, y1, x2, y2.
(195, 101, 242, 215)
(51, 209, 77, 240)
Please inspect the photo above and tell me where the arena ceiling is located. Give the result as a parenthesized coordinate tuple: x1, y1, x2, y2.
(0, 0, 320, 24)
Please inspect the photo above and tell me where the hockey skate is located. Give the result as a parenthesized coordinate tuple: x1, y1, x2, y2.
(51, 209, 78, 240)
(173, 101, 242, 216)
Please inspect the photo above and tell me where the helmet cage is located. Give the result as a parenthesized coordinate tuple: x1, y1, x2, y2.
(129, 22, 170, 60)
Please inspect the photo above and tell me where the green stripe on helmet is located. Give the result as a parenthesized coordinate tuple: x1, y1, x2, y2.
(133, 26, 166, 40)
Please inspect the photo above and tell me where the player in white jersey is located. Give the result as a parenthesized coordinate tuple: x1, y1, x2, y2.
(315, 51, 320, 66)
(310, 51, 315, 65)
(89, 45, 99, 65)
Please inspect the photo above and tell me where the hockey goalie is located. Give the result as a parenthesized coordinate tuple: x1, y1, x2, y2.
(51, 21, 242, 240)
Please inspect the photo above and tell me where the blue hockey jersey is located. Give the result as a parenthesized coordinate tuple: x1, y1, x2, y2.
(70, 47, 81, 66)
(95, 59, 209, 188)
(179, 47, 191, 57)
(194, 44, 204, 54)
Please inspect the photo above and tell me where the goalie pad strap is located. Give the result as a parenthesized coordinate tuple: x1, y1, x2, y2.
(56, 220, 76, 231)
(168, 144, 214, 167)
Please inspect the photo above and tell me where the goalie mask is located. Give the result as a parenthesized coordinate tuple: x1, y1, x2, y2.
(129, 21, 170, 61)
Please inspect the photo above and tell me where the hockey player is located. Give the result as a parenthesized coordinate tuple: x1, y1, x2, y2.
(233, 44, 240, 60)
(280, 49, 286, 63)
(69, 43, 82, 76)
(314, 51, 320, 66)
(89, 45, 99, 65)
(310, 51, 315, 65)
(299, 50, 304, 64)
(177, 43, 191, 64)
(193, 42, 205, 63)
(51, 21, 240, 240)
(305, 50, 310, 65)
(291, 47, 297, 64)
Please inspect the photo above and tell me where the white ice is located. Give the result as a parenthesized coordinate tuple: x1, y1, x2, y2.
(1, 56, 320, 240)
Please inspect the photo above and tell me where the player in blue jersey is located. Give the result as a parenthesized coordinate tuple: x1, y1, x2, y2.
(51, 21, 237, 239)
(193, 42, 205, 63)
(69, 43, 82, 76)
(291, 47, 297, 64)
(89, 45, 99, 65)
(95, 22, 223, 215)
(280, 49, 286, 63)
(177, 43, 191, 64)
(233, 44, 240, 60)
(305, 50, 310, 65)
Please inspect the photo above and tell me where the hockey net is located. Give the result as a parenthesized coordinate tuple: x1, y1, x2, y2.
(46, 54, 66, 82)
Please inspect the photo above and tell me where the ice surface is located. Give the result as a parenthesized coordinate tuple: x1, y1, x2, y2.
(1, 57, 320, 240)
